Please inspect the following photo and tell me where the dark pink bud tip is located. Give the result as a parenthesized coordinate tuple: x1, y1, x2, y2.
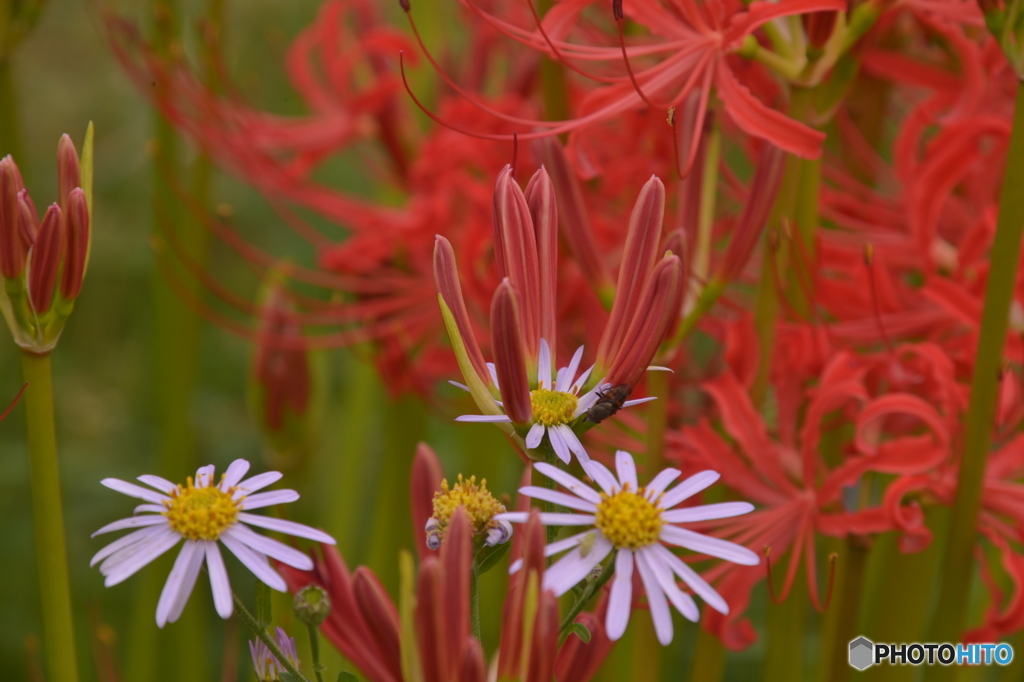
(60, 188, 89, 300)
(28, 204, 65, 315)
(57, 134, 81, 209)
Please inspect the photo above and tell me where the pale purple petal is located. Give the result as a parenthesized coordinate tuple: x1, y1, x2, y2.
(233, 472, 284, 498)
(542, 536, 613, 596)
(495, 512, 597, 526)
(448, 380, 470, 392)
(517, 486, 597, 512)
(661, 502, 756, 524)
(659, 526, 760, 566)
(487, 362, 500, 389)
(455, 414, 514, 423)
(237, 513, 335, 544)
(559, 346, 585, 393)
(645, 469, 681, 501)
(571, 365, 596, 396)
(166, 541, 207, 624)
(195, 465, 217, 488)
(538, 338, 552, 389)
(615, 451, 638, 490)
(651, 544, 730, 615)
(647, 366, 674, 373)
(548, 426, 571, 464)
(102, 527, 181, 586)
(134, 504, 167, 514)
(622, 397, 657, 408)
(221, 460, 251, 490)
(555, 425, 590, 463)
(205, 542, 234, 619)
(555, 367, 569, 393)
(101, 478, 169, 505)
(659, 471, 720, 509)
(239, 490, 300, 510)
(509, 531, 591, 573)
(606, 549, 635, 641)
(525, 423, 546, 449)
(533, 463, 601, 504)
(582, 460, 620, 495)
(225, 524, 316, 569)
(635, 549, 674, 645)
(642, 546, 700, 621)
(220, 533, 287, 591)
(575, 384, 604, 414)
(92, 515, 168, 537)
(91, 524, 167, 567)
(137, 475, 176, 493)
(155, 540, 202, 628)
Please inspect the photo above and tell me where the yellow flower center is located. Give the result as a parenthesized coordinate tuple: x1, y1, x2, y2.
(594, 485, 663, 550)
(530, 389, 578, 427)
(163, 477, 241, 541)
(432, 474, 506, 536)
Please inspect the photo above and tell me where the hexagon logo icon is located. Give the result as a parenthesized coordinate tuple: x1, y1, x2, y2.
(849, 637, 874, 671)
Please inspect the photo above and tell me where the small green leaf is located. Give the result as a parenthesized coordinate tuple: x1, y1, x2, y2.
(559, 622, 592, 646)
(338, 672, 360, 682)
(474, 538, 512, 575)
(254, 580, 273, 630)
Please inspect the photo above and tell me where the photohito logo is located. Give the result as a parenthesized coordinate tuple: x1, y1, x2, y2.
(848, 637, 1014, 670)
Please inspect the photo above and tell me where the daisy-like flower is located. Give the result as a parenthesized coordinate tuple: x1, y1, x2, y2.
(455, 339, 655, 464)
(90, 459, 336, 627)
(497, 451, 759, 645)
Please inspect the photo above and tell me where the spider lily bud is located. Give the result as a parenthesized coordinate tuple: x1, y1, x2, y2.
(433, 235, 490, 387)
(491, 279, 532, 425)
(492, 165, 541, 358)
(717, 144, 785, 283)
(597, 176, 666, 373)
(525, 167, 558, 353)
(60, 189, 89, 301)
(293, 584, 331, 626)
(0, 156, 28, 279)
(411, 442, 444, 559)
(57, 134, 81, 209)
(27, 204, 65, 316)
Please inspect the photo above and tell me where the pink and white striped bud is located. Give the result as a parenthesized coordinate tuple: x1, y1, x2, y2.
(57, 134, 81, 210)
(491, 280, 532, 425)
(433, 235, 490, 387)
(60, 188, 89, 300)
(596, 176, 666, 371)
(27, 204, 65, 315)
(533, 138, 614, 300)
(0, 156, 28, 279)
(18, 189, 39, 248)
(605, 254, 684, 388)
(492, 166, 540, 358)
(525, 166, 558, 353)
(717, 145, 785, 283)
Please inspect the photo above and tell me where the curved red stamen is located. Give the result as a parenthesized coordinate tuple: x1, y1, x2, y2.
(864, 244, 895, 354)
(523, 0, 621, 84)
(810, 552, 838, 613)
(616, 18, 666, 110)
(0, 383, 28, 422)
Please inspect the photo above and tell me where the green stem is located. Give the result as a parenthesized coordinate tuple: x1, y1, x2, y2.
(763, 560, 807, 682)
(306, 623, 325, 682)
(689, 627, 726, 682)
(559, 561, 615, 637)
(926, 82, 1024, 670)
(232, 594, 311, 682)
(470, 561, 481, 641)
(644, 370, 670, 475)
(818, 536, 870, 682)
(21, 350, 80, 682)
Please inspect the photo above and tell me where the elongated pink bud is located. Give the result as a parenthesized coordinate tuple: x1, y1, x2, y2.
(663, 228, 689, 297)
(606, 254, 684, 388)
(60, 188, 89, 300)
(493, 166, 541, 357)
(28, 204, 65, 315)
(533, 138, 614, 297)
(525, 167, 558, 352)
(718, 145, 785, 283)
(414, 558, 446, 680)
(411, 442, 444, 560)
(597, 176, 666, 369)
(18, 189, 38, 248)
(434, 235, 490, 385)
(0, 156, 28, 279)
(491, 280, 532, 424)
(527, 591, 559, 682)
(441, 507, 472, 669)
(351, 568, 402, 668)
(57, 134, 81, 209)
(458, 638, 487, 682)
(498, 510, 547, 680)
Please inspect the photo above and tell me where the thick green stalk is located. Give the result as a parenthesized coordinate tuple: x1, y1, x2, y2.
(21, 350, 80, 682)
(233, 594, 310, 682)
(688, 627, 726, 682)
(0, 58, 23, 162)
(818, 536, 870, 682)
(926, 82, 1024, 671)
(537, 0, 569, 126)
(763, 561, 807, 682)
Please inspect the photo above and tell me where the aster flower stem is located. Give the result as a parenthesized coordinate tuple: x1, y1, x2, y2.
(232, 593, 311, 682)
(306, 623, 325, 682)
(20, 350, 80, 682)
(927, 82, 1024, 664)
(470, 561, 482, 641)
(558, 560, 615, 638)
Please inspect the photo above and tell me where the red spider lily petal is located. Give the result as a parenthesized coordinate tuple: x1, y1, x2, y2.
(597, 176, 666, 370)
(434, 235, 491, 386)
(59, 188, 89, 301)
(682, 420, 788, 505)
(492, 165, 542, 357)
(491, 280, 532, 424)
(410, 442, 444, 560)
(0, 157, 28, 279)
(27, 204, 65, 315)
(854, 393, 950, 457)
(723, 313, 759, 389)
(252, 286, 310, 433)
(57, 134, 81, 210)
(715, 64, 826, 160)
(965, 535, 1024, 642)
(717, 143, 785, 282)
(352, 568, 403, 676)
(525, 167, 558, 352)
(723, 0, 848, 45)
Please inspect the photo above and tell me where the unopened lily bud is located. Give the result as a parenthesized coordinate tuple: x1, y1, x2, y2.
(525, 167, 558, 352)
(293, 584, 332, 626)
(717, 144, 785, 283)
(0, 156, 27, 279)
(18, 190, 38, 249)
(60, 188, 89, 300)
(597, 176, 666, 371)
(491, 280, 532, 424)
(57, 134, 81, 209)
(433, 235, 490, 387)
(27, 204, 65, 315)
(492, 166, 540, 357)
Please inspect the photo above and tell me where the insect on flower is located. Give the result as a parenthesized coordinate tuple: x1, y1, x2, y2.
(585, 383, 632, 424)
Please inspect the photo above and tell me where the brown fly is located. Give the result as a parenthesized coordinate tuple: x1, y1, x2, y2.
(584, 383, 631, 424)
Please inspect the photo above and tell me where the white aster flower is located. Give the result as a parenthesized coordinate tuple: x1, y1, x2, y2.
(91, 459, 335, 627)
(496, 451, 759, 645)
(454, 339, 655, 464)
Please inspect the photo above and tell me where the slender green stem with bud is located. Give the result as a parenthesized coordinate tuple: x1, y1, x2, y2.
(926, 81, 1024, 675)
(559, 560, 615, 638)
(232, 593, 311, 682)
(21, 350, 80, 682)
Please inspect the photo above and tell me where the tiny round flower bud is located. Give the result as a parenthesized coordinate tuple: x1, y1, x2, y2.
(292, 584, 331, 626)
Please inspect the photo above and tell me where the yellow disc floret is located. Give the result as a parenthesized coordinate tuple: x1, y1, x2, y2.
(431, 475, 506, 537)
(530, 389, 578, 427)
(164, 477, 241, 541)
(594, 485, 663, 550)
